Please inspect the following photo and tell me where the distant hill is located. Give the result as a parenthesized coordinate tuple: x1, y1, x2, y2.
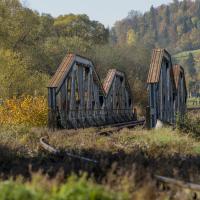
(111, 0, 200, 54)
(174, 49, 200, 62)
(172, 49, 200, 81)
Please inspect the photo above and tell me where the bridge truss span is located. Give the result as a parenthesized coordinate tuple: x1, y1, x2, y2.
(48, 54, 135, 129)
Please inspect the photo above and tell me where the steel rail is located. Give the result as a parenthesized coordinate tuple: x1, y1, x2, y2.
(100, 119, 145, 128)
(96, 119, 145, 135)
(155, 175, 200, 191)
(40, 120, 144, 160)
(187, 107, 200, 111)
(40, 137, 98, 164)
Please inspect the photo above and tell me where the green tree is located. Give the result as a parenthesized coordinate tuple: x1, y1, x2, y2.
(112, 0, 200, 52)
(0, 49, 49, 98)
(54, 14, 108, 44)
(126, 29, 137, 46)
(185, 53, 196, 78)
(164, 6, 170, 25)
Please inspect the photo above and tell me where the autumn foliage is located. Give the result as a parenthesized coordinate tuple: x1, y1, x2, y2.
(0, 96, 48, 127)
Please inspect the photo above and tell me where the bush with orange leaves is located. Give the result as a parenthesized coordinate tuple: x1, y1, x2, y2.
(0, 95, 48, 127)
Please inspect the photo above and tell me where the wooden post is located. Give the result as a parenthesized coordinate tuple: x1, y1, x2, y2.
(48, 87, 57, 129)
(69, 65, 76, 128)
(146, 106, 151, 129)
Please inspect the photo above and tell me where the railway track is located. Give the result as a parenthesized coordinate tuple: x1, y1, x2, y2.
(96, 119, 145, 135)
(40, 119, 145, 161)
(155, 175, 200, 192)
(40, 137, 98, 164)
(187, 107, 200, 111)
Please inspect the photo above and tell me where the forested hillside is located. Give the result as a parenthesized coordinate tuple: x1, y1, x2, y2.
(111, 0, 200, 88)
(2, 0, 200, 105)
(174, 49, 200, 82)
(0, 0, 150, 106)
(112, 0, 200, 53)
(0, 0, 108, 96)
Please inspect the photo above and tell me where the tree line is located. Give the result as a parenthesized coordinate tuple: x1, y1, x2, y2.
(112, 0, 200, 53)
(111, 0, 200, 89)
(0, 0, 150, 108)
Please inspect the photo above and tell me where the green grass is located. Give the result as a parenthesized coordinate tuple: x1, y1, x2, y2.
(1, 125, 200, 158)
(173, 49, 200, 81)
(43, 127, 200, 157)
(0, 174, 127, 200)
(187, 97, 200, 108)
(174, 49, 200, 61)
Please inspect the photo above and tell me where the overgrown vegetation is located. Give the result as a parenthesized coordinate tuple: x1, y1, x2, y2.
(0, 0, 200, 199)
(0, 0, 151, 106)
(187, 97, 200, 107)
(174, 50, 200, 91)
(0, 174, 127, 200)
(1, 126, 200, 199)
(0, 0, 199, 102)
(0, 95, 48, 127)
(177, 112, 200, 137)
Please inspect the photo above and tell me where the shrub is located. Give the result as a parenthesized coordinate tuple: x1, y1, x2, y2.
(0, 49, 49, 98)
(176, 113, 200, 137)
(0, 95, 48, 127)
(0, 181, 38, 200)
(0, 175, 127, 200)
(53, 175, 127, 200)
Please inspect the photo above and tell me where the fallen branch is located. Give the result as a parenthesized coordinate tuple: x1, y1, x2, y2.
(155, 175, 200, 191)
(40, 137, 98, 164)
(40, 137, 59, 154)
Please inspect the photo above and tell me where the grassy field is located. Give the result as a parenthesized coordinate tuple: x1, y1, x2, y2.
(0, 117, 200, 199)
(187, 97, 200, 108)
(174, 49, 200, 61)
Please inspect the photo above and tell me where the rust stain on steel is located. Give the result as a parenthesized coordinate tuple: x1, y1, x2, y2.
(147, 48, 176, 85)
(103, 69, 117, 94)
(103, 69, 132, 97)
(147, 48, 165, 83)
(49, 54, 105, 96)
(173, 64, 186, 89)
(49, 54, 75, 88)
